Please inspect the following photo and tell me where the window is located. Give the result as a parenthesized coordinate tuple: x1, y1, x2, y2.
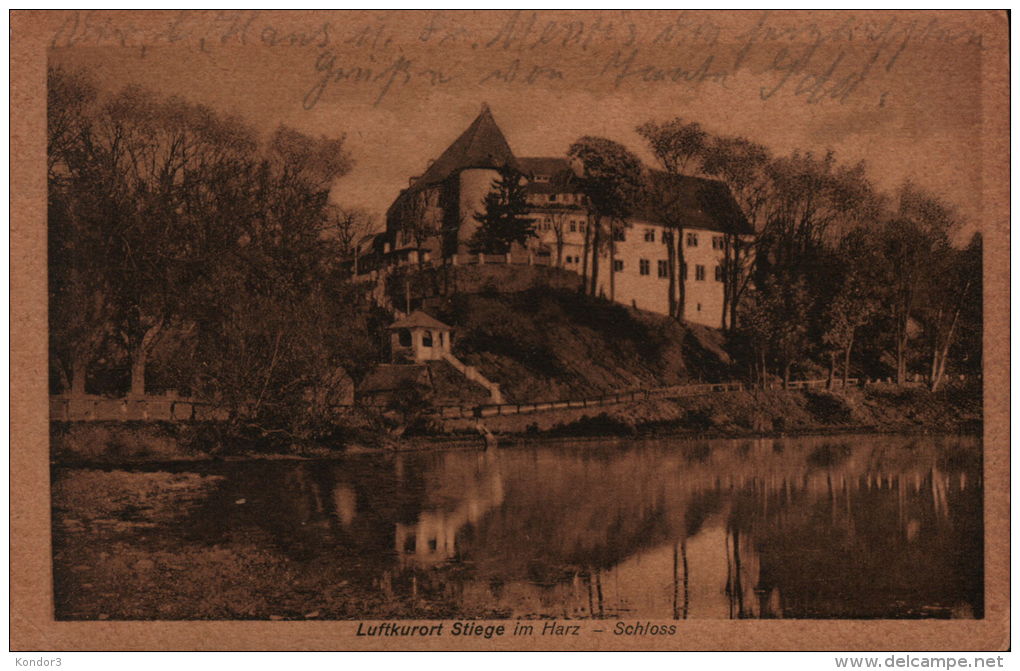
(715, 265, 724, 282)
(422, 331, 434, 347)
(686, 232, 699, 247)
(549, 194, 557, 202)
(569, 221, 576, 232)
(682, 262, 688, 280)
(613, 228, 626, 242)
(695, 265, 706, 281)
(696, 303, 702, 312)
(657, 260, 669, 278)
(662, 231, 673, 245)
(712, 235, 725, 250)
(639, 259, 650, 275)
(644, 229, 655, 242)
(439, 332, 445, 347)
(613, 259, 624, 272)
(398, 329, 412, 347)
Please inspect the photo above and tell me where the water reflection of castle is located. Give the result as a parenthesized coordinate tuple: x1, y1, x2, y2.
(201, 435, 981, 620)
(380, 436, 981, 619)
(394, 450, 505, 567)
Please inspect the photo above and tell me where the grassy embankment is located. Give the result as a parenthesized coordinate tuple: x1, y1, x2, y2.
(51, 271, 982, 461)
(443, 383, 983, 440)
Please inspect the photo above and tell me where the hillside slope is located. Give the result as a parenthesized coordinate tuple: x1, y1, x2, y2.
(426, 287, 736, 403)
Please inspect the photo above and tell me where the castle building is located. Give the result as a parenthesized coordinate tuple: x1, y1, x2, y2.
(359, 104, 751, 329)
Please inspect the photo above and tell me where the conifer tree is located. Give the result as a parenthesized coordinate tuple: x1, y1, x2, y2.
(469, 167, 535, 254)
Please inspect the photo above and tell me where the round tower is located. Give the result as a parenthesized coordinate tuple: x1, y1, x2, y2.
(457, 168, 501, 252)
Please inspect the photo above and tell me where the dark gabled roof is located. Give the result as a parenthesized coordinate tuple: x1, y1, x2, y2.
(358, 364, 430, 394)
(524, 181, 569, 195)
(520, 156, 579, 196)
(517, 156, 571, 178)
(389, 310, 452, 331)
(634, 172, 752, 236)
(416, 104, 519, 186)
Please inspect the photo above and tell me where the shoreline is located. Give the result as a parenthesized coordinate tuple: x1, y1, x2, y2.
(50, 384, 983, 468)
(50, 423, 983, 470)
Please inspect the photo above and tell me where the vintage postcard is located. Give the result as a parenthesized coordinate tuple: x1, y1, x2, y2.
(10, 9, 1009, 652)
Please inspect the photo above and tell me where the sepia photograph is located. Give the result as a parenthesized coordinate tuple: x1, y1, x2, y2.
(10, 8, 1009, 653)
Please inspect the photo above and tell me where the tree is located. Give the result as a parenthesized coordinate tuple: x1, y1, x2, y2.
(468, 167, 535, 255)
(641, 171, 693, 320)
(549, 209, 569, 267)
(947, 233, 983, 380)
(878, 182, 957, 385)
(47, 66, 111, 395)
(185, 126, 369, 438)
(636, 119, 709, 320)
(327, 205, 376, 276)
(923, 233, 980, 391)
(820, 228, 882, 389)
(736, 287, 773, 388)
(187, 275, 386, 440)
(636, 118, 707, 174)
(741, 150, 877, 382)
(49, 71, 355, 400)
(567, 137, 643, 299)
(735, 274, 810, 389)
(700, 135, 772, 330)
(397, 187, 440, 267)
(763, 274, 813, 388)
(758, 150, 876, 275)
(94, 87, 266, 397)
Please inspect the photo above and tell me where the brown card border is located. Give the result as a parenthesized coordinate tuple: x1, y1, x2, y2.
(10, 9, 1010, 651)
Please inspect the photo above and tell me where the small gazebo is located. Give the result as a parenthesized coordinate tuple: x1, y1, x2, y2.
(388, 310, 453, 363)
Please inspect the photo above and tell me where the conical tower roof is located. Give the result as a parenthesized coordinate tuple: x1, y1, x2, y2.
(418, 103, 518, 186)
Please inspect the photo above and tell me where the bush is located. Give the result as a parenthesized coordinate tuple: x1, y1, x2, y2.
(805, 391, 853, 424)
(546, 413, 635, 437)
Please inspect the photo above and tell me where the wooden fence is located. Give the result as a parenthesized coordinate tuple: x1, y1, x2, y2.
(49, 396, 228, 423)
(52, 375, 948, 423)
(435, 379, 866, 420)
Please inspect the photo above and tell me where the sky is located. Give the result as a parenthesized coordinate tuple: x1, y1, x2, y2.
(48, 10, 999, 239)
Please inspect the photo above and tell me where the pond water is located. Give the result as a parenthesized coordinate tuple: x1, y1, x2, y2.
(52, 433, 983, 620)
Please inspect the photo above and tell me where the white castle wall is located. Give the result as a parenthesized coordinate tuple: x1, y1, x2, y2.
(592, 223, 728, 329)
(680, 229, 728, 328)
